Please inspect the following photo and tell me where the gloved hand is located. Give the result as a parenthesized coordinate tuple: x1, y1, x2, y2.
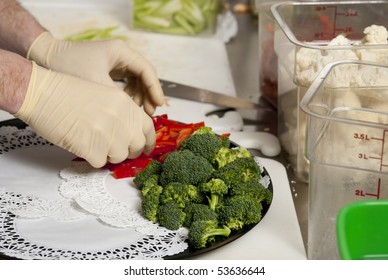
(14, 62, 156, 168)
(26, 32, 164, 115)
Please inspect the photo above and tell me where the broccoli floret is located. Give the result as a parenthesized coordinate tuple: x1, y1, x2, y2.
(159, 150, 213, 187)
(214, 146, 252, 169)
(157, 202, 186, 230)
(217, 195, 263, 231)
(212, 157, 261, 192)
(188, 220, 231, 249)
(200, 178, 228, 211)
(179, 128, 225, 163)
(134, 160, 162, 189)
(160, 182, 204, 208)
(184, 203, 218, 228)
(192, 126, 213, 135)
(140, 175, 163, 222)
(229, 179, 272, 204)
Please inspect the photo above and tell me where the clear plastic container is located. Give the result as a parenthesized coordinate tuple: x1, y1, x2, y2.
(261, 1, 388, 182)
(130, 0, 220, 36)
(300, 61, 388, 259)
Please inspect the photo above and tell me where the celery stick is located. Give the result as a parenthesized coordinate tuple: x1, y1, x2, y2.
(132, 0, 219, 35)
(65, 26, 127, 42)
(173, 13, 196, 35)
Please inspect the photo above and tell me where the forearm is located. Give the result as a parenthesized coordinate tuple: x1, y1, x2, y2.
(0, 0, 46, 56)
(0, 49, 32, 114)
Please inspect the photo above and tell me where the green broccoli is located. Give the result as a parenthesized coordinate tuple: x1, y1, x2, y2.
(159, 150, 213, 187)
(188, 220, 231, 249)
(214, 146, 252, 169)
(183, 203, 218, 228)
(140, 175, 163, 222)
(191, 126, 214, 135)
(160, 182, 204, 209)
(212, 157, 261, 192)
(217, 195, 264, 231)
(229, 179, 272, 204)
(158, 202, 186, 230)
(134, 160, 162, 189)
(192, 126, 229, 143)
(134, 123, 271, 244)
(200, 178, 228, 211)
(179, 126, 226, 164)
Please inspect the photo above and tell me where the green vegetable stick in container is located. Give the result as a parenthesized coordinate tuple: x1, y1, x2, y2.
(131, 0, 220, 36)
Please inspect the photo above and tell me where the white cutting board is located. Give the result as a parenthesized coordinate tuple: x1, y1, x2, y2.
(19, 0, 236, 97)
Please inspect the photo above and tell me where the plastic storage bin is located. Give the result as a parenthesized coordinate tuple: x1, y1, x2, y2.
(301, 61, 388, 259)
(130, 0, 220, 36)
(262, 1, 388, 182)
(337, 200, 388, 260)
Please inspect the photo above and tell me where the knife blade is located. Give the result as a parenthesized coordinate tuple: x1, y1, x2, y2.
(160, 79, 269, 110)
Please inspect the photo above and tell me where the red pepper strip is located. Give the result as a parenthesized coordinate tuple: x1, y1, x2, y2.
(149, 145, 177, 158)
(168, 122, 197, 131)
(155, 139, 176, 147)
(152, 114, 179, 128)
(192, 121, 205, 131)
(152, 114, 168, 123)
(156, 126, 169, 139)
(176, 127, 193, 147)
(161, 134, 172, 141)
(152, 114, 169, 130)
(112, 158, 153, 179)
(219, 133, 231, 140)
(113, 166, 144, 179)
(107, 157, 150, 171)
(169, 129, 179, 138)
(158, 151, 173, 162)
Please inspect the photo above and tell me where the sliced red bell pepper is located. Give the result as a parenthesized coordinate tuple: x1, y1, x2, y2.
(112, 158, 153, 179)
(176, 127, 193, 147)
(94, 115, 210, 178)
(219, 133, 231, 140)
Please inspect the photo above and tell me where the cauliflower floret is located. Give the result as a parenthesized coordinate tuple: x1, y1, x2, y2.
(295, 34, 358, 86)
(295, 25, 388, 87)
(361, 25, 388, 45)
(356, 64, 388, 86)
(357, 25, 388, 63)
(328, 34, 352, 46)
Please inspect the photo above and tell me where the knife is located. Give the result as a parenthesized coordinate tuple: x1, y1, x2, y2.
(160, 79, 270, 110)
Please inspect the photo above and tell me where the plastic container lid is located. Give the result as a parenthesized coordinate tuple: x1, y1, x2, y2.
(337, 200, 388, 260)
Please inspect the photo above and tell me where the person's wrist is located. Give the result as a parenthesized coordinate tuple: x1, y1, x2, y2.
(0, 50, 32, 114)
(0, 0, 46, 57)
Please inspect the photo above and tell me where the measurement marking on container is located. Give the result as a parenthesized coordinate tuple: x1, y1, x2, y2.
(370, 156, 382, 160)
(355, 179, 381, 198)
(379, 130, 388, 173)
(365, 178, 382, 198)
(313, 5, 358, 40)
(353, 130, 388, 200)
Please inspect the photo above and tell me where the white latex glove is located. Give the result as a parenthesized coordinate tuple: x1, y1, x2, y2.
(14, 62, 156, 168)
(27, 32, 164, 115)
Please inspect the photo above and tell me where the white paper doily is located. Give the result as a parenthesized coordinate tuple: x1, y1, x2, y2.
(0, 125, 188, 259)
(59, 162, 173, 235)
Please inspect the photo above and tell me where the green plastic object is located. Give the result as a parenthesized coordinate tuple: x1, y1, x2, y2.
(337, 200, 388, 260)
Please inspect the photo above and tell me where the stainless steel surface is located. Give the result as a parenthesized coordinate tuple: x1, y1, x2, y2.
(161, 79, 271, 110)
(224, 0, 308, 253)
